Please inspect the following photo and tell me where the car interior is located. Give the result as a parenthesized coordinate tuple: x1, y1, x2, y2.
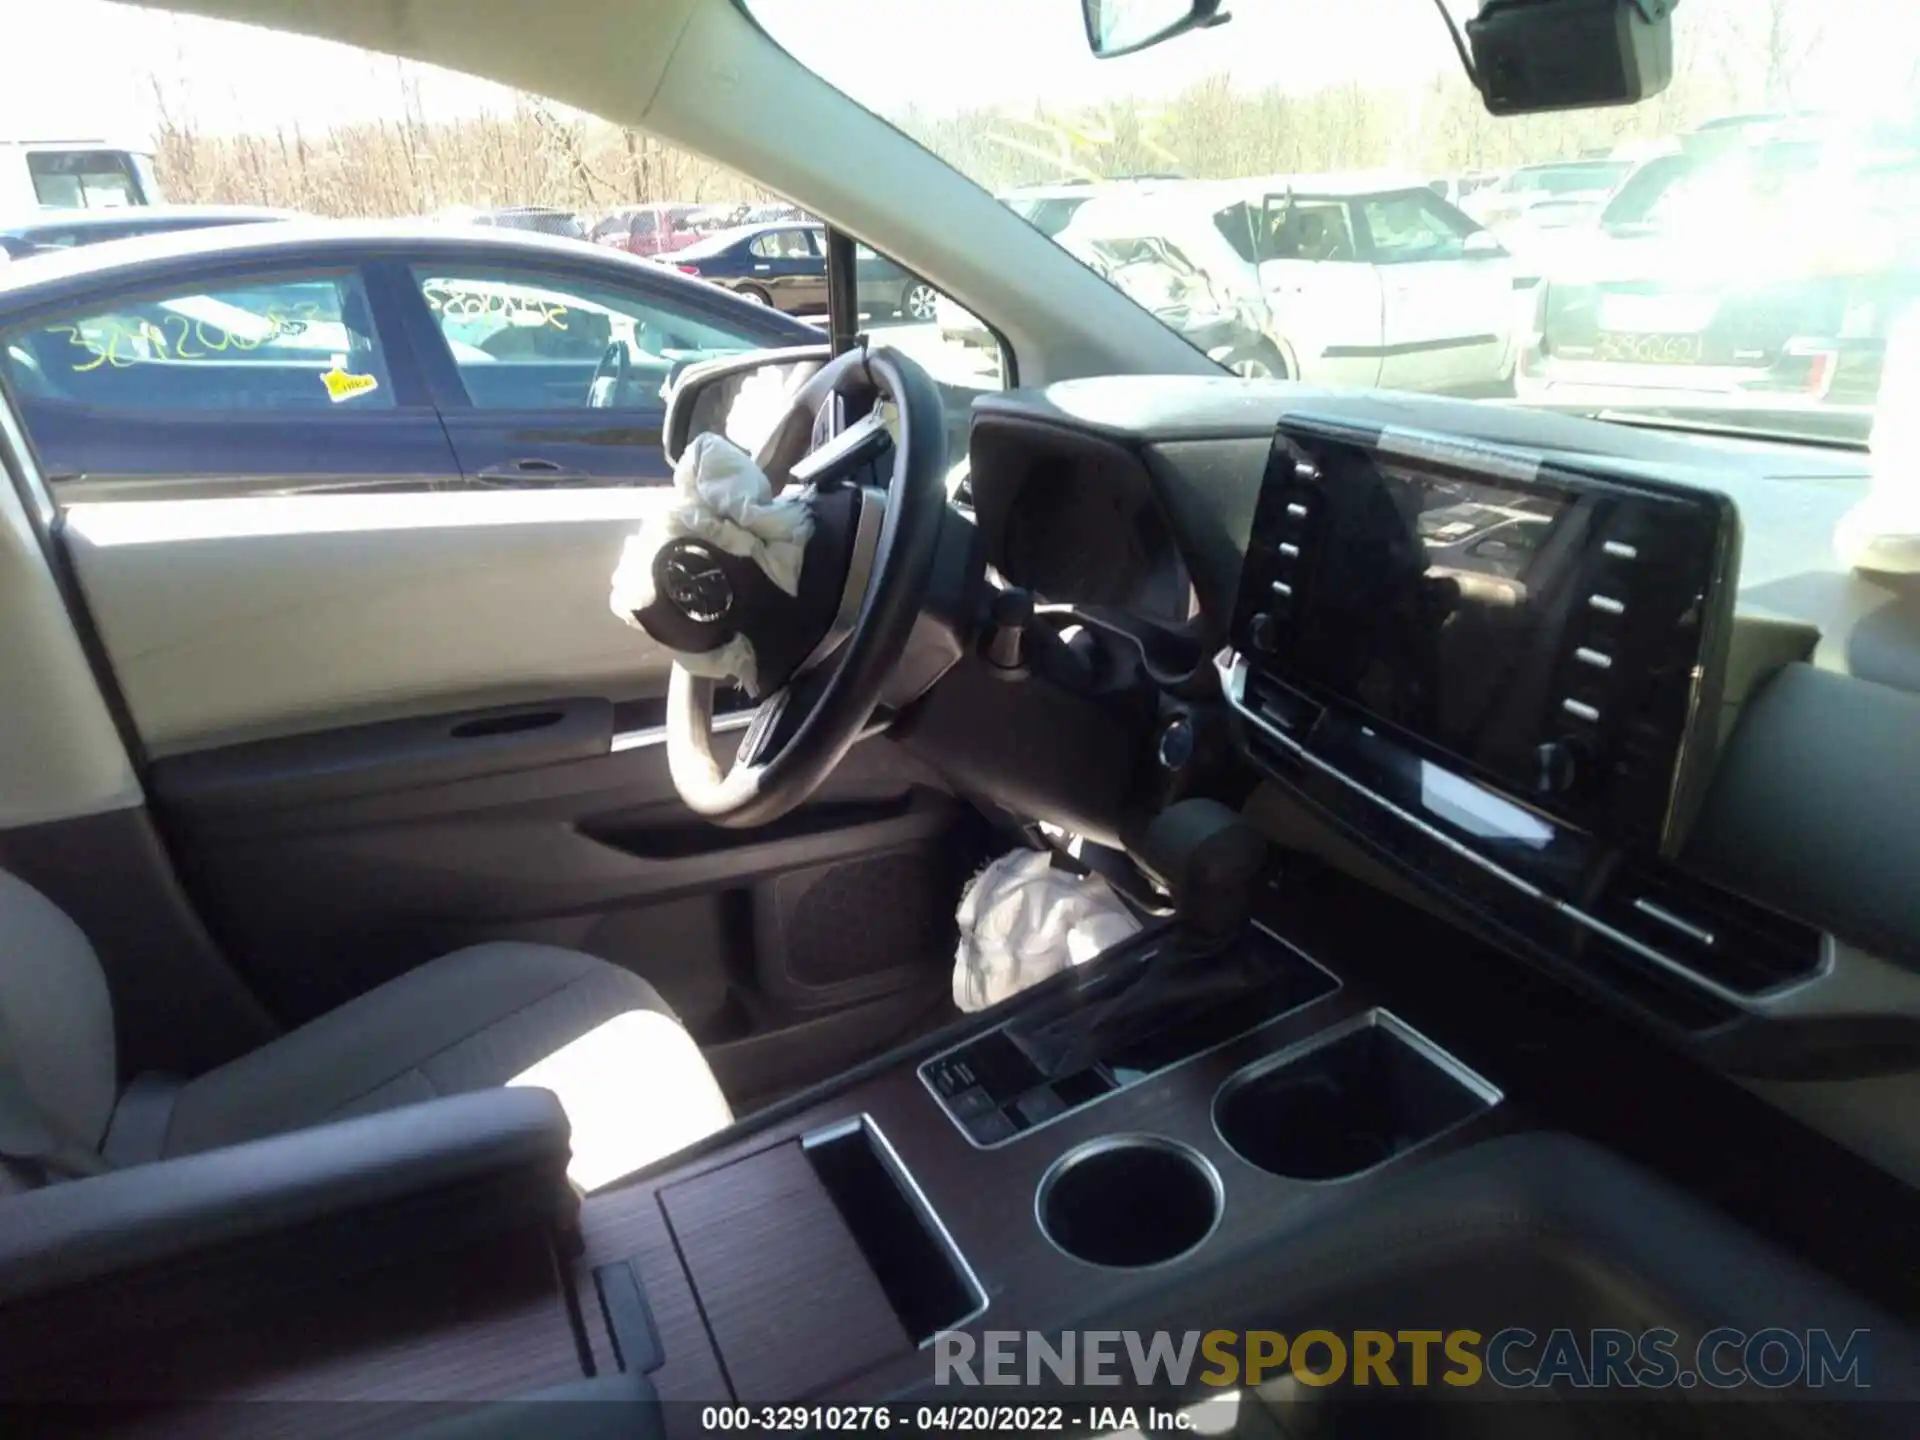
(1, 0, 1917, 1436)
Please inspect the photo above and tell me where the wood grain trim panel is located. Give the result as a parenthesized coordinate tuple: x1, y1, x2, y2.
(659, 1140, 910, 1401)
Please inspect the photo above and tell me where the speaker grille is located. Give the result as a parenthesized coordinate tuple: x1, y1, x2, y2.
(785, 852, 947, 987)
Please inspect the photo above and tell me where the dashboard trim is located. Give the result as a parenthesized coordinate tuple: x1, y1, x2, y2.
(1218, 650, 1842, 1018)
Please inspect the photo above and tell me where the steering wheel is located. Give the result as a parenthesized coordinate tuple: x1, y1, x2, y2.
(588, 339, 631, 408)
(666, 346, 950, 827)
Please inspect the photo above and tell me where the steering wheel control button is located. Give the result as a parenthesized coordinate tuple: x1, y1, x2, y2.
(1602, 540, 1639, 561)
(1588, 594, 1626, 616)
(1574, 647, 1613, 670)
(1284, 501, 1310, 521)
(1292, 458, 1320, 482)
(1269, 580, 1294, 599)
(1561, 698, 1601, 723)
(1277, 541, 1300, 560)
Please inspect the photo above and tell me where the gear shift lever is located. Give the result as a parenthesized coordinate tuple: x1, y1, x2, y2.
(1005, 801, 1271, 1077)
(1131, 799, 1270, 955)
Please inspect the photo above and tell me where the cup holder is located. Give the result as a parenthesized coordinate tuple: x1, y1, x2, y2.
(1036, 1136, 1222, 1269)
(1213, 1011, 1499, 1181)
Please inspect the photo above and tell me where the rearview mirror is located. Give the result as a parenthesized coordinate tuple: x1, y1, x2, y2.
(662, 346, 830, 466)
(1082, 0, 1227, 59)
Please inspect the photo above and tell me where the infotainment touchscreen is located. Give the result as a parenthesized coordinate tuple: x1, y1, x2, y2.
(1237, 416, 1739, 853)
(1296, 462, 1569, 746)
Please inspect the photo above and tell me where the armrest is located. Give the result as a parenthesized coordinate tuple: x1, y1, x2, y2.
(0, 1087, 575, 1309)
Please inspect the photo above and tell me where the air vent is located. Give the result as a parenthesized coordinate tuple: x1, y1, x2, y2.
(1591, 861, 1823, 997)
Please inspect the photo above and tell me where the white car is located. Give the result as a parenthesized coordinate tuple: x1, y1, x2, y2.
(1050, 176, 1519, 391)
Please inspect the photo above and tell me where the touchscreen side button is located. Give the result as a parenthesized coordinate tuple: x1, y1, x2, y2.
(1561, 698, 1601, 723)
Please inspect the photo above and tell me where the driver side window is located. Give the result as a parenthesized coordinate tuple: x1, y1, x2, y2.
(409, 265, 781, 411)
(1359, 194, 1470, 264)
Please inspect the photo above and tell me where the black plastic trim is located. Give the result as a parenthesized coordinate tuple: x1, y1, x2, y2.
(592, 1261, 665, 1375)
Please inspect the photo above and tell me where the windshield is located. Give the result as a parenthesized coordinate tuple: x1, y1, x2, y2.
(747, 0, 1920, 450)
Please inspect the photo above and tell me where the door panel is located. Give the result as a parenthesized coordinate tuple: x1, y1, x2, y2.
(1261, 263, 1384, 387)
(62, 487, 681, 755)
(66, 481, 977, 1105)
(746, 228, 828, 312)
(27, 403, 463, 501)
(437, 409, 673, 485)
(148, 695, 970, 1082)
(1361, 192, 1511, 391)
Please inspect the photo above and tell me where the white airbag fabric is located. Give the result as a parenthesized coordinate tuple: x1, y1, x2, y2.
(952, 850, 1142, 1013)
(609, 432, 815, 695)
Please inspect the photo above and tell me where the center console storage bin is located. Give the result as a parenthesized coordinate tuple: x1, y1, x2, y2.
(658, 1117, 980, 1401)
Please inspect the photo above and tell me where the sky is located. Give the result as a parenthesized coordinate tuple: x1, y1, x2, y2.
(0, 0, 1914, 143)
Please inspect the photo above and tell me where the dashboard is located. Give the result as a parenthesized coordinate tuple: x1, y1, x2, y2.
(964, 376, 1920, 1178)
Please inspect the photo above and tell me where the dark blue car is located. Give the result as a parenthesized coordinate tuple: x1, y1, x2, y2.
(0, 220, 820, 498)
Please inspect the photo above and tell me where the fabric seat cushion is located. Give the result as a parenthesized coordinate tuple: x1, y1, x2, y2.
(0, 871, 118, 1155)
(161, 942, 733, 1185)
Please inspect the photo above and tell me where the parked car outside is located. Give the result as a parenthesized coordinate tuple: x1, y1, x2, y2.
(446, 206, 590, 241)
(661, 220, 938, 320)
(0, 138, 163, 215)
(1051, 195, 1285, 377)
(0, 220, 820, 496)
(590, 203, 702, 257)
(0, 204, 297, 260)
(996, 176, 1181, 239)
(936, 178, 1181, 348)
(1462, 159, 1633, 233)
(1038, 176, 1517, 392)
(1516, 135, 1920, 436)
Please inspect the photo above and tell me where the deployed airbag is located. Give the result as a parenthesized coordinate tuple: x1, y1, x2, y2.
(610, 433, 816, 695)
(952, 849, 1141, 1012)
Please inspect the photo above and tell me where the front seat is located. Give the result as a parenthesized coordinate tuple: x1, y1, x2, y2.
(0, 869, 732, 1193)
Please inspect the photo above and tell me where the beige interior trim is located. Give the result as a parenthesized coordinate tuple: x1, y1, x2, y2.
(65, 488, 684, 756)
(0, 405, 142, 825)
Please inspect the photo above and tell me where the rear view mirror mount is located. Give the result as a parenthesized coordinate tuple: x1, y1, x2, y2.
(1082, 0, 1230, 60)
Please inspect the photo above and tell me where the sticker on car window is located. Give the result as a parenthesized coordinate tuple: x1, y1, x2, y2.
(321, 367, 380, 403)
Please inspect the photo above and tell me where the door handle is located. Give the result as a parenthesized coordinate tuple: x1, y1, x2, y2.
(753, 264, 772, 272)
(476, 458, 591, 485)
